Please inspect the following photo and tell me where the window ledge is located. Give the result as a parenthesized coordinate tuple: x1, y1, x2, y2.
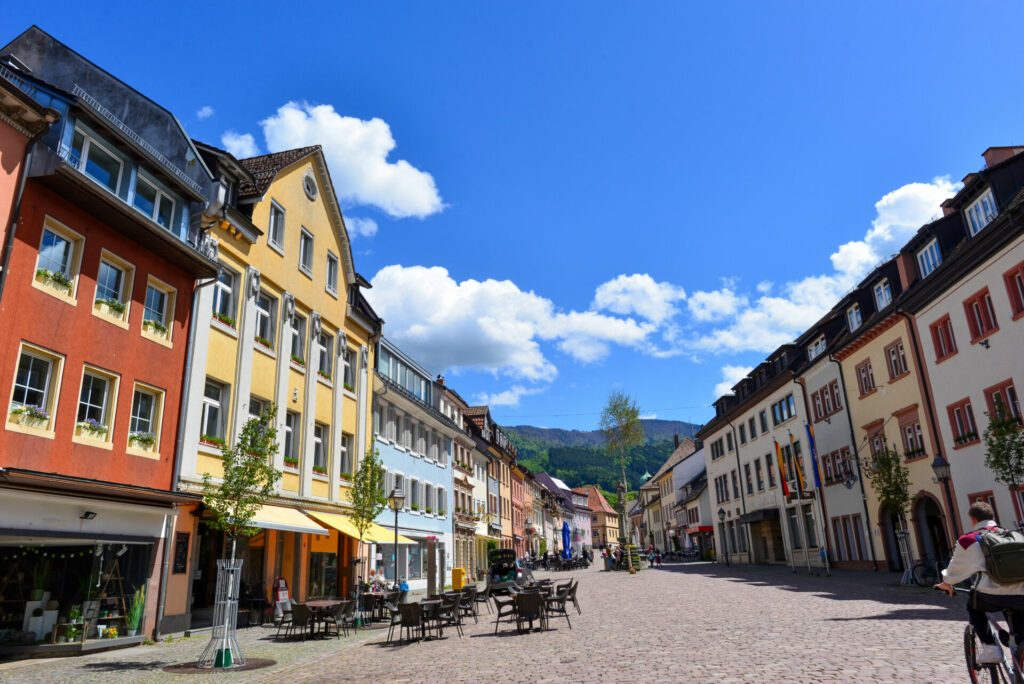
(312, 472, 329, 481)
(858, 389, 878, 400)
(299, 266, 313, 280)
(269, 241, 285, 257)
(289, 361, 307, 374)
(953, 439, 981, 450)
(970, 329, 1000, 346)
(91, 302, 130, 330)
(316, 375, 333, 388)
(31, 275, 77, 305)
(255, 342, 276, 360)
(211, 317, 239, 338)
(394, 445, 408, 453)
(435, 461, 447, 469)
(889, 371, 911, 384)
(325, 286, 338, 300)
(283, 464, 300, 473)
(5, 419, 55, 440)
(198, 441, 224, 456)
(1012, 310, 1024, 322)
(126, 445, 160, 460)
(71, 434, 113, 451)
(934, 352, 958, 366)
(409, 510, 422, 516)
(342, 388, 357, 400)
(141, 327, 173, 349)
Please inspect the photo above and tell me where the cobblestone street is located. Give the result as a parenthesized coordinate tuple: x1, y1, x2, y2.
(0, 562, 969, 683)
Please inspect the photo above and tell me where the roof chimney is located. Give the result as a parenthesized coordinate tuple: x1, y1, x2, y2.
(982, 146, 1024, 169)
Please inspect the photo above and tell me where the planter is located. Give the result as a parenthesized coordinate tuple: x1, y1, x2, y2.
(29, 589, 44, 601)
(127, 628, 138, 637)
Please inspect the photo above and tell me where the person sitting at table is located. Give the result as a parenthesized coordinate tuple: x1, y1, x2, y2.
(372, 570, 390, 591)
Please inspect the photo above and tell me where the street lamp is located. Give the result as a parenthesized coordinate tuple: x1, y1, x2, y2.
(387, 488, 405, 584)
(718, 507, 730, 567)
(930, 454, 960, 537)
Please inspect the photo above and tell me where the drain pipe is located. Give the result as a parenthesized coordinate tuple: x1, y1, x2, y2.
(828, 353, 880, 571)
(154, 270, 218, 640)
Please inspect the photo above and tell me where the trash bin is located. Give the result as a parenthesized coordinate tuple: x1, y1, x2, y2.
(452, 567, 465, 590)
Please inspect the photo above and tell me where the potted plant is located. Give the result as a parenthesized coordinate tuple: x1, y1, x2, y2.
(213, 312, 236, 329)
(290, 353, 305, 368)
(35, 267, 73, 291)
(129, 432, 156, 448)
(283, 456, 299, 468)
(339, 471, 352, 482)
(126, 585, 145, 637)
(312, 464, 327, 475)
(65, 624, 81, 643)
(30, 558, 50, 601)
(96, 297, 126, 315)
(143, 318, 168, 335)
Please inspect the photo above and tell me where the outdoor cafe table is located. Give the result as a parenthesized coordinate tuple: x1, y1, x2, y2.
(304, 599, 349, 637)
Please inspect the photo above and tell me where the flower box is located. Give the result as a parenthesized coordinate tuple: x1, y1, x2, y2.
(255, 335, 274, 350)
(284, 457, 300, 468)
(10, 404, 49, 427)
(213, 313, 236, 329)
(76, 419, 108, 437)
(35, 268, 72, 291)
(200, 434, 226, 449)
(312, 465, 327, 475)
(317, 370, 332, 382)
(143, 319, 168, 335)
(290, 354, 305, 368)
(343, 383, 355, 393)
(95, 297, 126, 316)
(339, 472, 352, 482)
(129, 432, 156, 448)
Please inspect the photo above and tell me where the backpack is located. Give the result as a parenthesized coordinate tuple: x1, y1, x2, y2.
(978, 527, 1024, 584)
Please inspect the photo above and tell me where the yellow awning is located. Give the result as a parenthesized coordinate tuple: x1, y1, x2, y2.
(251, 504, 330, 535)
(305, 510, 415, 544)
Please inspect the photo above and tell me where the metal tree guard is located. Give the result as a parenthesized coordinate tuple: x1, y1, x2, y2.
(197, 558, 244, 669)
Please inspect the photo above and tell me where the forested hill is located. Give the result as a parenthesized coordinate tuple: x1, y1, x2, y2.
(506, 419, 700, 493)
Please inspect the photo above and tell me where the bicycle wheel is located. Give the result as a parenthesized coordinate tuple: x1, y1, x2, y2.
(965, 624, 1008, 683)
(913, 563, 936, 587)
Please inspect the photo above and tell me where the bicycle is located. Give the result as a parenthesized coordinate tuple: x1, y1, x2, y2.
(912, 557, 941, 588)
(954, 587, 1024, 683)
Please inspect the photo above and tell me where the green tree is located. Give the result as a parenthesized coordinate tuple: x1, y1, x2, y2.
(863, 445, 911, 519)
(983, 401, 1024, 498)
(600, 390, 645, 570)
(349, 447, 388, 568)
(201, 405, 282, 561)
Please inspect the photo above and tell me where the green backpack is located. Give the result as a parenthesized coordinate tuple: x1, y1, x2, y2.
(978, 527, 1024, 584)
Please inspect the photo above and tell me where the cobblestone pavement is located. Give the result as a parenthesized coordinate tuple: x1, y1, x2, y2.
(0, 561, 972, 682)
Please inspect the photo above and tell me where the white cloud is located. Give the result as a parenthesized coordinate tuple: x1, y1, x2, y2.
(687, 287, 748, 322)
(690, 176, 959, 354)
(260, 102, 443, 219)
(197, 105, 214, 120)
(639, 413, 658, 420)
(221, 131, 259, 158)
(347, 216, 379, 239)
(474, 385, 545, 407)
(714, 365, 754, 398)
(592, 273, 686, 324)
(366, 266, 672, 383)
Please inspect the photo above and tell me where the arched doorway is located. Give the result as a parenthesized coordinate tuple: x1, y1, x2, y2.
(879, 506, 905, 572)
(913, 495, 951, 564)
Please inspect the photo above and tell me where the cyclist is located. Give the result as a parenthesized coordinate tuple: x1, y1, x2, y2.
(935, 501, 1024, 664)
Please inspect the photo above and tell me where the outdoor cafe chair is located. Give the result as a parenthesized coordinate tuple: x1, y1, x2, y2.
(436, 594, 464, 638)
(567, 580, 581, 616)
(322, 602, 351, 639)
(384, 602, 402, 644)
(514, 591, 546, 633)
(544, 585, 572, 630)
(398, 602, 424, 643)
(286, 604, 315, 641)
(475, 585, 492, 615)
(492, 594, 517, 635)
(459, 586, 478, 624)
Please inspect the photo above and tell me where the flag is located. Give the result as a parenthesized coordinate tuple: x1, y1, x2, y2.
(774, 438, 790, 497)
(805, 423, 822, 490)
(789, 431, 807, 494)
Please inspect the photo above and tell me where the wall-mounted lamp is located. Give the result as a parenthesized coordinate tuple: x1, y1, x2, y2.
(80, 511, 97, 520)
(980, 339, 991, 350)
(116, 544, 128, 557)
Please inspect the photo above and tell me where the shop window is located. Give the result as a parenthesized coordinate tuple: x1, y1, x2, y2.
(308, 552, 338, 599)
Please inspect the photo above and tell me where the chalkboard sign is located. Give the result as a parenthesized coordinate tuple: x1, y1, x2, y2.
(172, 532, 190, 574)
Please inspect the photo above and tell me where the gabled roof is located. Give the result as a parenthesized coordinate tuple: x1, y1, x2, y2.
(579, 485, 617, 515)
(237, 145, 355, 287)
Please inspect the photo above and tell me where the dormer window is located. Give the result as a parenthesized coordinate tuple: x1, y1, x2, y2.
(133, 174, 175, 229)
(873, 279, 892, 310)
(807, 335, 826, 361)
(847, 303, 862, 332)
(70, 127, 122, 194)
(966, 188, 997, 236)
(917, 238, 942, 278)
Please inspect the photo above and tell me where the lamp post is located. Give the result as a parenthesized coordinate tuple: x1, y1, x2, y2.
(930, 454, 960, 537)
(718, 508, 730, 567)
(387, 488, 405, 585)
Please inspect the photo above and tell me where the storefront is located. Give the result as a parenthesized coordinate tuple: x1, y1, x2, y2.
(0, 470, 193, 655)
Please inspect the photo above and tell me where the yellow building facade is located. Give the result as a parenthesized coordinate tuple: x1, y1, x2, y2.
(162, 144, 381, 632)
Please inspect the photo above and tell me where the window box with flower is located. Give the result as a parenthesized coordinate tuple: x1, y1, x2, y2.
(36, 267, 73, 292)
(95, 297, 126, 316)
(254, 335, 274, 351)
(317, 369, 332, 382)
(143, 319, 168, 335)
(312, 464, 327, 476)
(129, 431, 156, 449)
(212, 312, 236, 329)
(342, 382, 355, 393)
(76, 418, 108, 437)
(339, 471, 352, 482)
(284, 456, 300, 469)
(290, 354, 305, 369)
(10, 404, 50, 427)
(200, 434, 226, 449)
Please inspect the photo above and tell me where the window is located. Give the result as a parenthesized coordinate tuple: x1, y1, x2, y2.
(855, 359, 875, 397)
(731, 470, 739, 499)
(744, 463, 753, 495)
(755, 458, 764, 490)
(748, 417, 757, 439)
(317, 332, 333, 379)
(342, 347, 355, 390)
(201, 379, 228, 441)
(873, 279, 892, 310)
(299, 228, 314, 275)
(765, 454, 776, 488)
(12, 351, 52, 412)
(268, 201, 285, 250)
(285, 411, 300, 464)
(313, 423, 327, 473)
(898, 409, 924, 458)
(807, 335, 826, 361)
(771, 394, 796, 425)
(133, 175, 175, 229)
(710, 438, 725, 460)
(248, 396, 265, 421)
(70, 127, 122, 193)
(143, 281, 172, 334)
(985, 381, 1022, 424)
(759, 410, 769, 433)
(966, 188, 997, 236)
(964, 288, 998, 342)
(726, 432, 734, 452)
(386, 404, 397, 441)
(803, 504, 817, 547)
(917, 238, 942, 279)
(212, 268, 237, 327)
(948, 398, 979, 447)
(129, 387, 156, 435)
(77, 369, 116, 437)
(400, 414, 412, 450)
(37, 226, 76, 283)
(326, 252, 339, 295)
(788, 508, 802, 550)
(930, 315, 958, 362)
(340, 433, 353, 477)
(884, 339, 909, 380)
(291, 314, 306, 364)
(868, 426, 886, 457)
(739, 424, 747, 445)
(847, 304, 862, 332)
(255, 291, 276, 348)
(1005, 261, 1024, 318)
(95, 259, 125, 306)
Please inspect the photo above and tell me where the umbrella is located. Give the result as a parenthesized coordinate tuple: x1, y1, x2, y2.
(561, 521, 571, 559)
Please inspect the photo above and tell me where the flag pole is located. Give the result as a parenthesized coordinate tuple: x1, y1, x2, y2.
(788, 431, 812, 574)
(773, 438, 796, 573)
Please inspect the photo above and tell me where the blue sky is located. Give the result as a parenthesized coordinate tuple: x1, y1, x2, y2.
(8, 2, 1024, 430)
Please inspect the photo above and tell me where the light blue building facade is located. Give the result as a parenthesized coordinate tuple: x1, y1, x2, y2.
(371, 339, 458, 591)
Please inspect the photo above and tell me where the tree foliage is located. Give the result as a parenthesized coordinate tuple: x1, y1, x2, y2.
(201, 405, 282, 544)
(599, 390, 645, 483)
(349, 447, 388, 544)
(863, 445, 911, 517)
(983, 402, 1024, 490)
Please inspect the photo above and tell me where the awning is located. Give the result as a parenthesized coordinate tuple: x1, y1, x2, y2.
(738, 507, 781, 525)
(686, 525, 714, 534)
(251, 505, 329, 535)
(304, 510, 415, 544)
